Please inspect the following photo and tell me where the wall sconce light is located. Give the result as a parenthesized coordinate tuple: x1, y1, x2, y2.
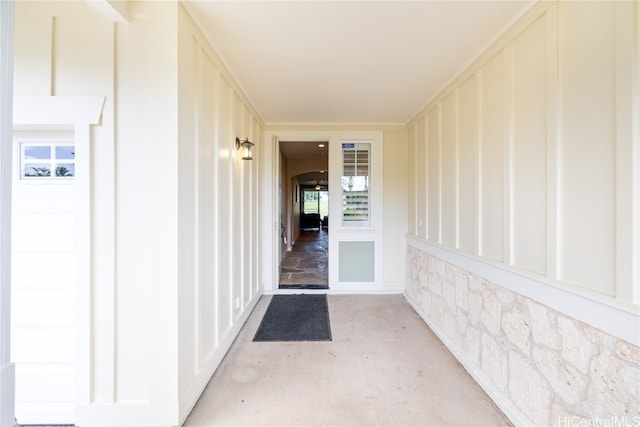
(235, 137, 254, 160)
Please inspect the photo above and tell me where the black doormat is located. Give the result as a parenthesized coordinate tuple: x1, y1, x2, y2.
(253, 294, 332, 342)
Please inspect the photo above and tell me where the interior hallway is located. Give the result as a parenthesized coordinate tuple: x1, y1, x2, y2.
(184, 295, 510, 426)
(279, 230, 329, 289)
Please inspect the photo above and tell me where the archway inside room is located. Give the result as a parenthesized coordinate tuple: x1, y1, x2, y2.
(278, 141, 329, 289)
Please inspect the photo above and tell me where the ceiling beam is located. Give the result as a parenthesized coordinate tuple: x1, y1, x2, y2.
(85, 0, 129, 23)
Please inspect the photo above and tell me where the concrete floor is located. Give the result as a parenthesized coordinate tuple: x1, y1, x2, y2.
(184, 294, 511, 427)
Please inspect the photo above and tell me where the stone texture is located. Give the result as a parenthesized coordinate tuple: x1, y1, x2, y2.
(429, 273, 443, 296)
(509, 350, 552, 426)
(502, 305, 531, 355)
(443, 280, 456, 311)
(463, 327, 481, 365)
(481, 333, 508, 391)
(586, 347, 640, 418)
(532, 346, 587, 405)
(481, 292, 502, 336)
(527, 300, 561, 350)
(469, 275, 485, 292)
(455, 272, 469, 312)
(430, 295, 445, 329)
(558, 316, 597, 375)
(405, 247, 640, 427)
(550, 402, 588, 427)
(615, 340, 640, 365)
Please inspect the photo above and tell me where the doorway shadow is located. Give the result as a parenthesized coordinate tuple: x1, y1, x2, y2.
(279, 230, 328, 289)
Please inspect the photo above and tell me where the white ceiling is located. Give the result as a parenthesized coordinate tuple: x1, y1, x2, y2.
(183, 0, 533, 125)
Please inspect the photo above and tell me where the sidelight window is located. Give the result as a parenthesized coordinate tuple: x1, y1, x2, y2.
(341, 142, 370, 227)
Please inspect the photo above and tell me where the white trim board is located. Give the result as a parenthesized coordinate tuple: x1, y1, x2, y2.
(407, 235, 640, 346)
(14, 96, 105, 126)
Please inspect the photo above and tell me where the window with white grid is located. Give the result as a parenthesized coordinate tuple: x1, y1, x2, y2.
(20, 141, 75, 180)
(341, 142, 370, 227)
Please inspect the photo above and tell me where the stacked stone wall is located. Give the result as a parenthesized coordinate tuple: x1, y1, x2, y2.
(406, 246, 640, 426)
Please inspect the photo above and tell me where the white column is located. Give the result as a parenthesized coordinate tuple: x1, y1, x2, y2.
(0, 1, 14, 426)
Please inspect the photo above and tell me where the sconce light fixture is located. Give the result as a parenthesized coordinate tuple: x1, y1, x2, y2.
(235, 137, 255, 160)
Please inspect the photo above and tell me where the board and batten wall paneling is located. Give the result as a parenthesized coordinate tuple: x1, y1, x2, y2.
(427, 108, 440, 242)
(216, 77, 233, 340)
(408, 123, 417, 236)
(510, 14, 548, 276)
(177, 32, 197, 398)
(416, 117, 427, 239)
(478, 51, 505, 262)
(457, 75, 478, 254)
(197, 46, 219, 365)
(407, 0, 639, 305)
(177, 5, 263, 423)
(440, 94, 457, 248)
(558, 1, 617, 296)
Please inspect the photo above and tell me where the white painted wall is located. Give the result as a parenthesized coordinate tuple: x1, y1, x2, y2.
(13, 2, 264, 425)
(382, 130, 408, 291)
(177, 5, 263, 423)
(0, 1, 15, 426)
(11, 133, 76, 424)
(406, 0, 639, 347)
(405, 4, 639, 423)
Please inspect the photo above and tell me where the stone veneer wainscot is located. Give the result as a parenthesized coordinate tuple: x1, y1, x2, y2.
(405, 245, 640, 426)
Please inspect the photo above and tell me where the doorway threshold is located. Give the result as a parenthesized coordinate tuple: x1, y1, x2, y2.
(279, 284, 329, 290)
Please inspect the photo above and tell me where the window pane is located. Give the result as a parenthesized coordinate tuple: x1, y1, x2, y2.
(55, 163, 75, 177)
(303, 190, 319, 214)
(342, 142, 370, 226)
(24, 164, 52, 177)
(24, 146, 51, 160)
(55, 146, 75, 160)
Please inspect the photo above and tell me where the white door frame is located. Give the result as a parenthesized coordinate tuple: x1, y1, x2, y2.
(262, 130, 384, 293)
(0, 1, 15, 425)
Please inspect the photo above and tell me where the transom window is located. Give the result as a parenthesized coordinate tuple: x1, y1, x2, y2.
(20, 141, 75, 180)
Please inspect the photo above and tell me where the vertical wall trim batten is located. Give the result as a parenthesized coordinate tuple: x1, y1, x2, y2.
(475, 71, 483, 257)
(423, 116, 429, 239)
(407, 123, 416, 235)
(416, 116, 427, 239)
(49, 16, 55, 95)
(632, 0, 640, 305)
(504, 43, 514, 267)
(103, 20, 116, 405)
(615, 1, 636, 302)
(192, 38, 201, 374)
(75, 121, 92, 407)
(211, 66, 221, 347)
(546, 6, 559, 282)
(454, 88, 461, 249)
(477, 69, 484, 257)
(437, 104, 443, 244)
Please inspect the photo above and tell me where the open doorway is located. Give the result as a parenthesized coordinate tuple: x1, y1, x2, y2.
(278, 141, 328, 289)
